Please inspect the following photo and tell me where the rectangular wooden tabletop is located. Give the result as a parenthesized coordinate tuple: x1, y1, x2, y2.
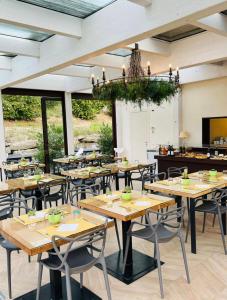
(103, 162, 151, 172)
(61, 166, 118, 179)
(0, 205, 109, 256)
(53, 154, 104, 164)
(144, 177, 225, 198)
(0, 163, 45, 172)
(5, 174, 65, 191)
(79, 191, 175, 221)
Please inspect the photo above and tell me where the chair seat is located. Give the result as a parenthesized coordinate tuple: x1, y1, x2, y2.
(0, 238, 20, 251)
(41, 247, 95, 270)
(117, 173, 126, 179)
(195, 201, 227, 214)
(131, 223, 177, 243)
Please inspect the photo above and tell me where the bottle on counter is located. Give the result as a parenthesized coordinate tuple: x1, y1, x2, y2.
(170, 145, 175, 156)
(159, 145, 162, 155)
(167, 145, 171, 156)
(214, 147, 219, 156)
(207, 148, 211, 159)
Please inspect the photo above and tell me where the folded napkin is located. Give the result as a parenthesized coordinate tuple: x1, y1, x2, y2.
(57, 224, 78, 232)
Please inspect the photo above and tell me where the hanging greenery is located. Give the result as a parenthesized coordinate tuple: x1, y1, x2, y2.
(93, 78, 178, 107)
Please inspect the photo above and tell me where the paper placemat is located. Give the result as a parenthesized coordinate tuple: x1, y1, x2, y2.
(37, 218, 95, 238)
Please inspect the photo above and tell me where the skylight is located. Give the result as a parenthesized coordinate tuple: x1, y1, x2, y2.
(17, 0, 116, 19)
(107, 48, 131, 57)
(0, 22, 53, 42)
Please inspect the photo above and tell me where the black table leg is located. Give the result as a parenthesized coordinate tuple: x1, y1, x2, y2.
(190, 198, 197, 254)
(122, 221, 133, 276)
(221, 197, 227, 235)
(115, 174, 119, 191)
(49, 269, 63, 300)
(125, 171, 130, 187)
(96, 220, 163, 284)
(176, 196, 182, 222)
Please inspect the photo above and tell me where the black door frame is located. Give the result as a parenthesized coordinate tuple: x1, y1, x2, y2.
(2, 88, 117, 168)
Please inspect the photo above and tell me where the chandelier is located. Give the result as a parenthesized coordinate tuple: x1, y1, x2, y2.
(91, 43, 180, 107)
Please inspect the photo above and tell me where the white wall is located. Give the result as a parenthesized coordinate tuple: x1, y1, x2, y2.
(182, 77, 227, 147)
(116, 95, 180, 161)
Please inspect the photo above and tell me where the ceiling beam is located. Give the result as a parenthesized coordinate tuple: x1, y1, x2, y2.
(191, 13, 227, 37)
(127, 38, 170, 56)
(84, 54, 126, 69)
(127, 0, 152, 7)
(0, 57, 11, 70)
(180, 63, 227, 84)
(138, 31, 227, 74)
(0, 0, 82, 38)
(0, 35, 40, 57)
(1, 0, 227, 88)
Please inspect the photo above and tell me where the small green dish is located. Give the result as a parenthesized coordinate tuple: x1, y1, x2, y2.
(121, 192, 132, 201)
(181, 178, 191, 186)
(209, 169, 217, 177)
(48, 214, 62, 225)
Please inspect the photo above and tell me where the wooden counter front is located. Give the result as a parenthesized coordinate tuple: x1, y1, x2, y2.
(155, 155, 227, 173)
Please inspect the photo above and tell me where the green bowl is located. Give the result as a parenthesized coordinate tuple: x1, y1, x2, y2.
(181, 178, 191, 186)
(209, 169, 217, 177)
(48, 214, 62, 225)
(121, 192, 132, 201)
(122, 161, 129, 167)
(34, 174, 41, 181)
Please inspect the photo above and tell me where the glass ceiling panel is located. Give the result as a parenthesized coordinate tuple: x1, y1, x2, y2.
(0, 22, 53, 42)
(17, 0, 116, 18)
(107, 48, 131, 57)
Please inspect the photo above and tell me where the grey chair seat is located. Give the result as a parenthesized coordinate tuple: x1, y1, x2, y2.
(0, 239, 20, 251)
(41, 247, 95, 270)
(195, 201, 227, 214)
(131, 224, 178, 243)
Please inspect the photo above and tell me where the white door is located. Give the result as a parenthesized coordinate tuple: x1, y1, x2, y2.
(130, 111, 150, 162)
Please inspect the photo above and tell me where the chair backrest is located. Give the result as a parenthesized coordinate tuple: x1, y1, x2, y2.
(89, 169, 112, 189)
(144, 207, 185, 241)
(211, 188, 227, 206)
(167, 166, 187, 178)
(51, 220, 108, 272)
(38, 178, 66, 203)
(0, 196, 34, 221)
(142, 172, 166, 189)
(69, 184, 100, 205)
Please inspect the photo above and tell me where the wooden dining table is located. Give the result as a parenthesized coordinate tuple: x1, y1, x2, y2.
(79, 190, 175, 284)
(0, 204, 110, 300)
(2, 174, 65, 210)
(144, 173, 227, 254)
(0, 162, 45, 179)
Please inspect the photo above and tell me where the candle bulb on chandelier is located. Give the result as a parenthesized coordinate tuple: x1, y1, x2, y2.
(102, 67, 106, 82)
(122, 64, 126, 77)
(147, 61, 151, 76)
(91, 74, 95, 86)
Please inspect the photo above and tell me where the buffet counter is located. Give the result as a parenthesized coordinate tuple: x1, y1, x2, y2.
(155, 155, 227, 173)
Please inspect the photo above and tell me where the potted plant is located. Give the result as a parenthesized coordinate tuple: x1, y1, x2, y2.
(19, 157, 28, 166)
(121, 186, 132, 201)
(209, 169, 217, 177)
(181, 168, 190, 186)
(48, 208, 63, 225)
(122, 156, 129, 166)
(34, 168, 43, 181)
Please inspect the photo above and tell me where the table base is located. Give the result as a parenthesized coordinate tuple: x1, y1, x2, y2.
(13, 277, 101, 300)
(96, 249, 163, 284)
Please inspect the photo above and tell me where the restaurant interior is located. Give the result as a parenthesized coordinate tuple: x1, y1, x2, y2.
(1, 0, 227, 299)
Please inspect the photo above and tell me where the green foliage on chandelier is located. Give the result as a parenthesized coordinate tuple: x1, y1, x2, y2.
(93, 78, 178, 107)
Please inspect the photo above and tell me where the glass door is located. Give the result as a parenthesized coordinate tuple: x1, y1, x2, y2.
(41, 96, 67, 172)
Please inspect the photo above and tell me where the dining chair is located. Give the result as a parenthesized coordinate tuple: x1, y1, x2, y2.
(122, 207, 190, 298)
(167, 166, 187, 178)
(0, 196, 36, 299)
(130, 163, 156, 189)
(38, 178, 67, 209)
(89, 169, 112, 193)
(142, 172, 166, 190)
(186, 188, 227, 254)
(68, 183, 121, 251)
(36, 221, 112, 300)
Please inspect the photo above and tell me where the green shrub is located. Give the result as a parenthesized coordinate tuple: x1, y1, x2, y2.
(35, 124, 64, 164)
(72, 100, 107, 120)
(97, 124, 113, 155)
(2, 95, 41, 120)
